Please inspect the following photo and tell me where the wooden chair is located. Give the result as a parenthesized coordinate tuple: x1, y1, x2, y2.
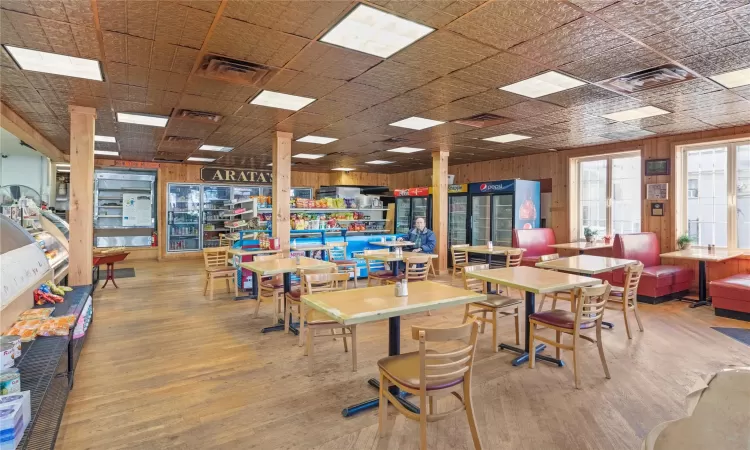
(451, 244, 471, 281)
(500, 248, 525, 299)
(327, 241, 358, 288)
(529, 283, 612, 389)
(463, 264, 521, 352)
(300, 272, 357, 375)
(385, 254, 431, 284)
(426, 256, 437, 277)
(608, 262, 645, 339)
(255, 253, 284, 319)
(202, 247, 237, 301)
(377, 321, 482, 450)
(285, 266, 336, 345)
(537, 253, 575, 312)
(364, 249, 392, 286)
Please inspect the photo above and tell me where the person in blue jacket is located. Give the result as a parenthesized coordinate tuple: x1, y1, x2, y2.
(397, 217, 436, 253)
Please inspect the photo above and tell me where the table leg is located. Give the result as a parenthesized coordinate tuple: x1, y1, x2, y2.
(690, 260, 710, 308)
(341, 316, 420, 417)
(109, 263, 119, 288)
(233, 269, 258, 301)
(499, 291, 565, 367)
(392, 261, 400, 277)
(261, 272, 299, 334)
(485, 254, 493, 292)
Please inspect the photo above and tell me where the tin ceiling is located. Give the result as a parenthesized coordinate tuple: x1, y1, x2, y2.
(1, 0, 749, 173)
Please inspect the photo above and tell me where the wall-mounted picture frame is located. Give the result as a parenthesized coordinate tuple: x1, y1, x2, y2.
(646, 183, 669, 200)
(651, 202, 664, 216)
(645, 159, 670, 176)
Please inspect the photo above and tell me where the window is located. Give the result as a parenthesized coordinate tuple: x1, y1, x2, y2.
(577, 151, 641, 238)
(683, 140, 749, 249)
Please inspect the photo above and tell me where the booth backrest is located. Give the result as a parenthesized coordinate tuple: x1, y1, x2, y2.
(512, 228, 556, 257)
(612, 233, 661, 268)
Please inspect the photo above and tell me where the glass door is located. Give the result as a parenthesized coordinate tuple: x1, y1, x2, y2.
(412, 197, 428, 225)
(492, 194, 513, 246)
(167, 184, 201, 252)
(202, 185, 231, 248)
(448, 195, 468, 246)
(395, 198, 412, 233)
(471, 195, 490, 245)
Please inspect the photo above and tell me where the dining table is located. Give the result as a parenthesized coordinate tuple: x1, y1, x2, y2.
(227, 247, 282, 300)
(466, 266, 600, 367)
(660, 248, 745, 308)
(240, 256, 335, 334)
(290, 244, 330, 260)
(301, 280, 485, 418)
(369, 240, 415, 250)
(359, 250, 437, 276)
(463, 245, 524, 291)
(548, 241, 613, 255)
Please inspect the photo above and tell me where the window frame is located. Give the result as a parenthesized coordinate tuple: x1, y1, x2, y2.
(681, 140, 748, 250)
(575, 150, 642, 239)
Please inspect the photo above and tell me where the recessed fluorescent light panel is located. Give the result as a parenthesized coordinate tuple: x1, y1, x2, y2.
(601, 106, 671, 122)
(320, 3, 434, 58)
(332, 168, 355, 171)
(500, 71, 586, 98)
(710, 67, 750, 88)
(387, 147, 424, 154)
(94, 150, 119, 156)
(199, 145, 233, 152)
(482, 134, 531, 143)
(3, 45, 104, 81)
(389, 117, 445, 130)
(296, 135, 338, 144)
(366, 160, 394, 165)
(187, 157, 215, 162)
(293, 153, 325, 159)
(57, 169, 70, 173)
(117, 112, 169, 127)
(94, 135, 116, 143)
(250, 90, 315, 111)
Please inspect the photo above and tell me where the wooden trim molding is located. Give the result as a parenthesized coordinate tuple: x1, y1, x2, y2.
(1, 102, 67, 162)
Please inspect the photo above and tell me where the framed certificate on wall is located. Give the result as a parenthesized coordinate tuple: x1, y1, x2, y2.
(646, 183, 669, 200)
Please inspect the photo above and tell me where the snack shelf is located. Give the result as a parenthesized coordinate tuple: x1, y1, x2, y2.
(259, 208, 388, 212)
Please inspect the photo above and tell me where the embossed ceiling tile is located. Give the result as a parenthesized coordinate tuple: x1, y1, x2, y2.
(313, 118, 374, 138)
(97, 0, 127, 32)
(629, 77, 723, 104)
(595, 0, 689, 39)
(179, 6, 214, 49)
(490, 100, 566, 119)
(623, 112, 703, 128)
(407, 76, 488, 106)
(28, 0, 68, 20)
(109, 82, 128, 100)
(732, 84, 750, 100)
(286, 42, 382, 81)
(680, 44, 750, 76)
(537, 84, 619, 108)
(234, 103, 294, 123)
(224, 1, 349, 39)
(62, 0, 94, 25)
(450, 89, 524, 112)
(112, 99, 172, 116)
(391, 30, 498, 77)
(322, 82, 396, 108)
(180, 0, 222, 14)
(565, 96, 645, 116)
(126, 64, 149, 87)
(353, 60, 441, 94)
(126, 35, 152, 67)
(680, 99, 750, 119)
(693, 109, 750, 126)
(0, 66, 33, 88)
(645, 121, 715, 134)
(172, 46, 198, 74)
(185, 77, 257, 102)
(1, 0, 35, 15)
(101, 31, 127, 62)
(154, 1, 189, 46)
(567, 0, 618, 12)
(126, 0, 157, 39)
(207, 17, 309, 67)
(452, 51, 545, 88)
(70, 24, 100, 60)
(418, 102, 481, 121)
(163, 117, 219, 140)
(652, 89, 746, 112)
(5, 10, 53, 51)
(300, 98, 367, 121)
(559, 43, 668, 83)
(510, 16, 630, 67)
(38, 19, 77, 56)
(694, 12, 750, 47)
(641, 25, 719, 60)
(262, 70, 345, 99)
(146, 69, 170, 90)
(165, 72, 188, 92)
(127, 85, 147, 102)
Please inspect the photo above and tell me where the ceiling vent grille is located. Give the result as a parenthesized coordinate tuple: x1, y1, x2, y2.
(176, 109, 223, 123)
(599, 64, 697, 94)
(452, 113, 512, 128)
(196, 54, 279, 86)
(381, 137, 410, 144)
(165, 136, 201, 143)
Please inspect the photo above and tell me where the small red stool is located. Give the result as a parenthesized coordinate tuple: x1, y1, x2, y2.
(93, 252, 130, 288)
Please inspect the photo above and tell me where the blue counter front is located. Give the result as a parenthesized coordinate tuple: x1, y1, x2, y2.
(290, 232, 399, 278)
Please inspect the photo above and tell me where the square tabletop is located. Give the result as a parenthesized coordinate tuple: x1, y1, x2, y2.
(548, 241, 613, 251)
(370, 240, 415, 248)
(463, 245, 521, 255)
(227, 248, 281, 257)
(467, 266, 600, 294)
(301, 281, 485, 326)
(660, 248, 746, 262)
(240, 256, 335, 276)
(535, 255, 636, 275)
(360, 251, 438, 262)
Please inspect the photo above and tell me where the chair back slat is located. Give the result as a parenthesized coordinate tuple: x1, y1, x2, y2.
(364, 249, 389, 272)
(539, 253, 560, 262)
(405, 255, 430, 281)
(298, 266, 336, 294)
(254, 253, 282, 262)
(412, 321, 479, 394)
(462, 263, 490, 293)
(622, 262, 644, 302)
(451, 244, 469, 264)
(327, 242, 348, 261)
(203, 247, 230, 269)
(304, 272, 349, 294)
(574, 283, 612, 326)
(505, 248, 524, 268)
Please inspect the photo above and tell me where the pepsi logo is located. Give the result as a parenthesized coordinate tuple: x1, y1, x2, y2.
(480, 183, 487, 191)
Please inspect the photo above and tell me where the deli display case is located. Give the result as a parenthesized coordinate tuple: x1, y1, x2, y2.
(94, 170, 156, 247)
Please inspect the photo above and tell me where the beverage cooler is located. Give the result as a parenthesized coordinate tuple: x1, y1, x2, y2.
(394, 187, 431, 234)
(469, 180, 540, 247)
(446, 185, 469, 247)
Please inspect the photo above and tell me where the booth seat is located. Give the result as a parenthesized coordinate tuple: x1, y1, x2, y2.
(711, 274, 750, 321)
(611, 233, 693, 303)
(512, 228, 556, 267)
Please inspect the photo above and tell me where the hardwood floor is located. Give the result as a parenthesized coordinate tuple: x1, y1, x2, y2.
(56, 259, 750, 450)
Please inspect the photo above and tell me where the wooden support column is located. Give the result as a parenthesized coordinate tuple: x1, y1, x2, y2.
(432, 150, 449, 274)
(68, 106, 96, 285)
(272, 131, 293, 254)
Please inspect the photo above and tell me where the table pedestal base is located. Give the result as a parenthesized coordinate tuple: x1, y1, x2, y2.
(689, 261, 711, 308)
(341, 378, 420, 418)
(499, 343, 565, 367)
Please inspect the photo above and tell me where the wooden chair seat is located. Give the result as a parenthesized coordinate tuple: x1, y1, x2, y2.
(476, 294, 521, 309)
(207, 265, 235, 274)
(285, 287, 302, 300)
(332, 259, 357, 266)
(370, 269, 394, 278)
(529, 310, 596, 329)
(378, 351, 464, 391)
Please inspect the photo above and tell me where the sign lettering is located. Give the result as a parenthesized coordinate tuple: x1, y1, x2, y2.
(200, 167, 273, 184)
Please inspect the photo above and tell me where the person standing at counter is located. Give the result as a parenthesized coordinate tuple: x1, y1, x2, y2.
(397, 217, 436, 253)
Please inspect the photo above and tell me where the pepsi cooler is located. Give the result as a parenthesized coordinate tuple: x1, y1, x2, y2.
(468, 179, 540, 247)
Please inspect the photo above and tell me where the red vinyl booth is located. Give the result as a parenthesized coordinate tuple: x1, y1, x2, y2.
(512, 228, 556, 267)
(612, 233, 693, 302)
(710, 274, 750, 321)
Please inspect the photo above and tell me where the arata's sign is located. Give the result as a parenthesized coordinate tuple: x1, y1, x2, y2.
(200, 167, 273, 184)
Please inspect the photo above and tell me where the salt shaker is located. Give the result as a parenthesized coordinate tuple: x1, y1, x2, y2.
(487, 241, 494, 250)
(395, 281, 402, 296)
(295, 254, 301, 264)
(402, 279, 408, 296)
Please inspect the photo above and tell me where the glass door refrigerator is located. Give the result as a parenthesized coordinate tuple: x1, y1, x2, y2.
(468, 180, 540, 247)
(167, 184, 201, 252)
(202, 185, 231, 248)
(394, 187, 431, 234)
(447, 185, 469, 248)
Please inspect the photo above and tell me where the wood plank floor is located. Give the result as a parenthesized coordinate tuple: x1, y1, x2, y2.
(56, 259, 750, 450)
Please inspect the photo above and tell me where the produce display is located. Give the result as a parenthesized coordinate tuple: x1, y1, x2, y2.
(290, 214, 339, 230)
(33, 281, 70, 305)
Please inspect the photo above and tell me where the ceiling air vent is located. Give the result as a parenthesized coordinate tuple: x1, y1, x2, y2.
(165, 136, 201, 143)
(600, 64, 697, 94)
(452, 113, 512, 128)
(196, 54, 279, 87)
(381, 137, 410, 144)
(153, 157, 184, 163)
(176, 109, 223, 123)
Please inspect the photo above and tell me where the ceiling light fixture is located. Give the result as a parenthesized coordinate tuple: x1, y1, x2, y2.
(331, 167, 355, 171)
(389, 117, 445, 130)
(117, 112, 169, 127)
(2, 45, 104, 81)
(187, 157, 216, 162)
(57, 169, 70, 173)
(293, 153, 325, 159)
(94, 150, 119, 156)
(199, 144, 233, 152)
(250, 90, 315, 111)
(296, 135, 338, 144)
(56, 163, 70, 167)
(601, 106, 670, 121)
(320, 3, 434, 58)
(482, 133, 531, 143)
(366, 160, 394, 165)
(499, 71, 586, 98)
(94, 135, 116, 143)
(387, 147, 424, 154)
(710, 67, 750, 88)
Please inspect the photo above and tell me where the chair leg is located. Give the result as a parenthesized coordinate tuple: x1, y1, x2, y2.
(253, 294, 262, 318)
(427, 310, 432, 316)
(307, 327, 314, 376)
(378, 373, 388, 436)
(623, 306, 633, 339)
(538, 294, 546, 312)
(480, 311, 487, 334)
(463, 380, 482, 450)
(463, 304, 470, 324)
(203, 276, 209, 295)
(632, 301, 644, 332)
(551, 293, 558, 310)
(596, 323, 610, 380)
(350, 326, 357, 372)
(419, 393, 428, 450)
(225, 278, 230, 293)
(528, 323, 536, 369)
(208, 275, 214, 301)
(428, 396, 435, 415)
(284, 300, 291, 334)
(298, 305, 306, 347)
(572, 336, 581, 389)
(342, 328, 349, 352)
(233, 274, 238, 299)
(555, 330, 561, 359)
(352, 268, 358, 288)
(514, 307, 520, 345)
(491, 309, 498, 353)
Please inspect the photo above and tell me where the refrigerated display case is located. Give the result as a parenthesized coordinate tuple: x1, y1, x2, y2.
(394, 187, 431, 234)
(94, 170, 156, 247)
(469, 180, 540, 247)
(448, 193, 469, 247)
(167, 184, 201, 252)
(202, 185, 231, 248)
